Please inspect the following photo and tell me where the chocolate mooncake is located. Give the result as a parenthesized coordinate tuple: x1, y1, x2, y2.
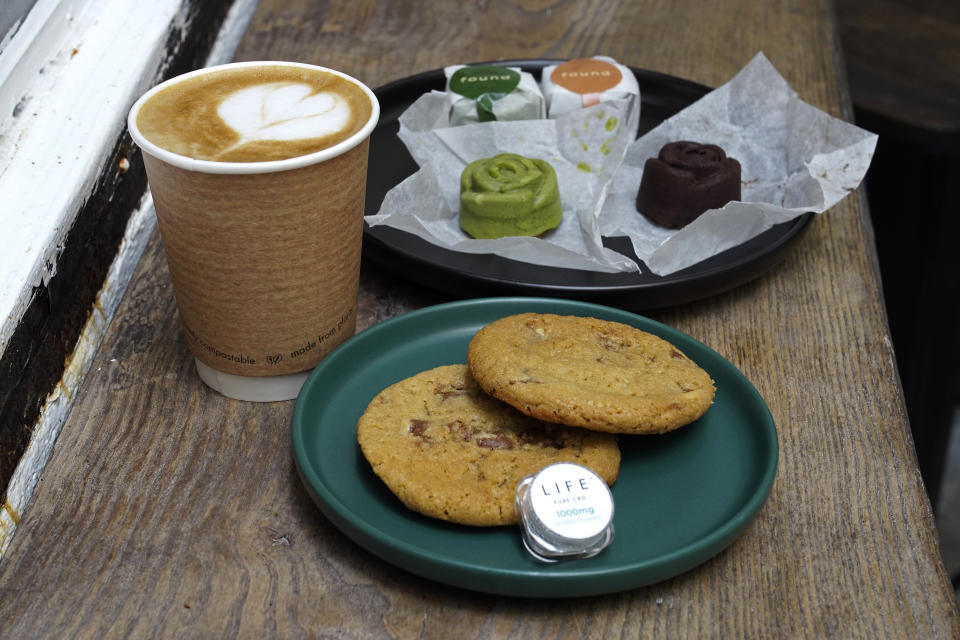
(636, 141, 741, 228)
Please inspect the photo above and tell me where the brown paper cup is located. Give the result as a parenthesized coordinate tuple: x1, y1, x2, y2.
(128, 62, 379, 401)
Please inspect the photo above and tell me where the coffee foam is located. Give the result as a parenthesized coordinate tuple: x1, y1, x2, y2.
(135, 64, 373, 163)
(217, 82, 352, 144)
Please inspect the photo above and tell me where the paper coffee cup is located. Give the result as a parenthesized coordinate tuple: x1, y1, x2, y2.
(128, 61, 380, 401)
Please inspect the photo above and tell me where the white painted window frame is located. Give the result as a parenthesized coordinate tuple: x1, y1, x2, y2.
(0, 0, 258, 555)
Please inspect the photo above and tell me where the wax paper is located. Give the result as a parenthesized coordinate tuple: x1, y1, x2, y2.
(365, 53, 877, 275)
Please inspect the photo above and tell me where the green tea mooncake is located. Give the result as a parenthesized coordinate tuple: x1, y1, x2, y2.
(459, 153, 562, 239)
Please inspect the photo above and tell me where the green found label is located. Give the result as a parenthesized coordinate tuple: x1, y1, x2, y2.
(449, 66, 521, 122)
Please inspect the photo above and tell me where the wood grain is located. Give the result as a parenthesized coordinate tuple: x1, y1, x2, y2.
(836, 0, 960, 134)
(1, 0, 958, 637)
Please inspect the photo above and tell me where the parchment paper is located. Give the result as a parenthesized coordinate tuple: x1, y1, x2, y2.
(365, 53, 878, 275)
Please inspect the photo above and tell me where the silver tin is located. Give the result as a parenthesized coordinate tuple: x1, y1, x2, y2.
(515, 462, 615, 562)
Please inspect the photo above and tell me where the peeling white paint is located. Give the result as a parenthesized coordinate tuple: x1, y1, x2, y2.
(0, 190, 156, 556)
(1, 0, 175, 352)
(0, 0, 257, 359)
(0, 0, 258, 557)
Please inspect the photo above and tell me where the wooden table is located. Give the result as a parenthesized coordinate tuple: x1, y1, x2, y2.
(2, 0, 958, 637)
(836, 0, 960, 504)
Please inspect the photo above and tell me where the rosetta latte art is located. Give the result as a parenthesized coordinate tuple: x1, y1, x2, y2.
(134, 64, 372, 162)
(217, 83, 352, 147)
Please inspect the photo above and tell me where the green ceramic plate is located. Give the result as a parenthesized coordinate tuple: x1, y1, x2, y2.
(292, 297, 777, 598)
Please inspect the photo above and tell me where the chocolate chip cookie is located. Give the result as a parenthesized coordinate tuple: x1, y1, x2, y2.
(357, 364, 620, 526)
(467, 313, 715, 434)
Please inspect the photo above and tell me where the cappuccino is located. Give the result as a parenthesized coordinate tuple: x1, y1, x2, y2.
(135, 64, 373, 163)
(127, 62, 379, 401)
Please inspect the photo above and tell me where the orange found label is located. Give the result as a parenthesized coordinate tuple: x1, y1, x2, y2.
(550, 59, 622, 94)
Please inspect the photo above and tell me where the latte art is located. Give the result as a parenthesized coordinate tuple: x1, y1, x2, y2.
(218, 82, 352, 144)
(135, 64, 373, 162)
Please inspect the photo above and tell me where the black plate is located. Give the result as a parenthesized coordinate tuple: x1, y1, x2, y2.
(362, 60, 813, 310)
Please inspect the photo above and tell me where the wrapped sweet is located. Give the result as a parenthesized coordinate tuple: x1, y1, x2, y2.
(444, 65, 545, 126)
(636, 141, 742, 228)
(540, 56, 640, 123)
(459, 153, 562, 239)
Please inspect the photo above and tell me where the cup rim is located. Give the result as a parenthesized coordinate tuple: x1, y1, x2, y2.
(127, 60, 381, 175)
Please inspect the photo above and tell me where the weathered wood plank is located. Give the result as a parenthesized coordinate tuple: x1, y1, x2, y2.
(836, 0, 960, 135)
(0, 0, 237, 515)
